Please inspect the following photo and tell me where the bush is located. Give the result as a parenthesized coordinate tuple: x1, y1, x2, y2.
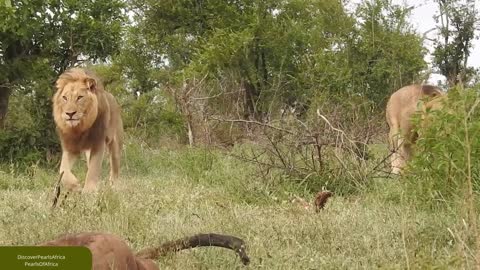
(405, 86, 480, 207)
(121, 89, 186, 146)
(0, 84, 59, 171)
(224, 92, 386, 196)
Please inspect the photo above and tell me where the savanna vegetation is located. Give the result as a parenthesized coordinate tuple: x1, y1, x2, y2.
(1, 0, 480, 268)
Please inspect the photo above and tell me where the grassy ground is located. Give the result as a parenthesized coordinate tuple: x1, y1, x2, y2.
(0, 142, 476, 269)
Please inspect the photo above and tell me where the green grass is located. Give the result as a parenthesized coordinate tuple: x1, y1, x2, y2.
(0, 143, 476, 269)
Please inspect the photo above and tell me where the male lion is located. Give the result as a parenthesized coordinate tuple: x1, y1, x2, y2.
(53, 68, 123, 192)
(386, 84, 444, 174)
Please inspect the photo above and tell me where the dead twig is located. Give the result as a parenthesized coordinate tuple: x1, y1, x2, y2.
(366, 140, 405, 179)
(316, 109, 359, 150)
(51, 171, 72, 209)
(51, 171, 64, 209)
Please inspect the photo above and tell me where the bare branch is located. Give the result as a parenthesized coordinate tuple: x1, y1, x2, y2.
(209, 116, 295, 135)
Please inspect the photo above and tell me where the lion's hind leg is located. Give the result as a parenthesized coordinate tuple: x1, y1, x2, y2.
(389, 125, 405, 175)
(108, 138, 121, 185)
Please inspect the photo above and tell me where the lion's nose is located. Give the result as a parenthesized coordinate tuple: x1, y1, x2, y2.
(65, 111, 77, 119)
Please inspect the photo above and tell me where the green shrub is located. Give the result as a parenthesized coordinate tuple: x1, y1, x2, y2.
(0, 85, 59, 170)
(405, 86, 480, 207)
(121, 89, 186, 146)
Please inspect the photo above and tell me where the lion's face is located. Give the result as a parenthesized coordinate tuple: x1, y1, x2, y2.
(53, 77, 99, 133)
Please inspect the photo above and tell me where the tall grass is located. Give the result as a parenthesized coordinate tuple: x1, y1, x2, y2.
(406, 85, 480, 267)
(0, 136, 478, 268)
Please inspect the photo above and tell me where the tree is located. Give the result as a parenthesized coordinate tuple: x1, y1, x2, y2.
(432, 0, 479, 86)
(347, 0, 427, 104)
(127, 0, 355, 118)
(0, 0, 125, 127)
(126, 0, 427, 116)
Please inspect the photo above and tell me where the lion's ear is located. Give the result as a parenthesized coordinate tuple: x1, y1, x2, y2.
(85, 77, 97, 92)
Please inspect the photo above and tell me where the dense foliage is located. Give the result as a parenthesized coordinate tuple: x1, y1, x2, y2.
(406, 85, 480, 206)
(126, 0, 426, 111)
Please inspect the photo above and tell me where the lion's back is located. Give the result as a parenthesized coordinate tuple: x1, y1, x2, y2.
(386, 84, 443, 129)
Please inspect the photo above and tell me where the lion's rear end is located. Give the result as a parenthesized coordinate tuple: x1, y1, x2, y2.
(386, 84, 443, 174)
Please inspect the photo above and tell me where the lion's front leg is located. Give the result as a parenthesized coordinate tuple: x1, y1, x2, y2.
(83, 144, 105, 193)
(59, 151, 81, 192)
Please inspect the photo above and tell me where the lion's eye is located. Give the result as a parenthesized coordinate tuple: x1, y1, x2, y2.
(62, 96, 67, 101)
(77, 96, 84, 101)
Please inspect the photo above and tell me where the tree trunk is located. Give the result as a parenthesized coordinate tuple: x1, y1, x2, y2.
(186, 120, 195, 147)
(243, 80, 258, 120)
(0, 86, 11, 128)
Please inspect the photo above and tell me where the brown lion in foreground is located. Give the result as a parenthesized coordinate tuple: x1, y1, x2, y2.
(38, 232, 250, 270)
(53, 68, 123, 192)
(386, 84, 445, 174)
